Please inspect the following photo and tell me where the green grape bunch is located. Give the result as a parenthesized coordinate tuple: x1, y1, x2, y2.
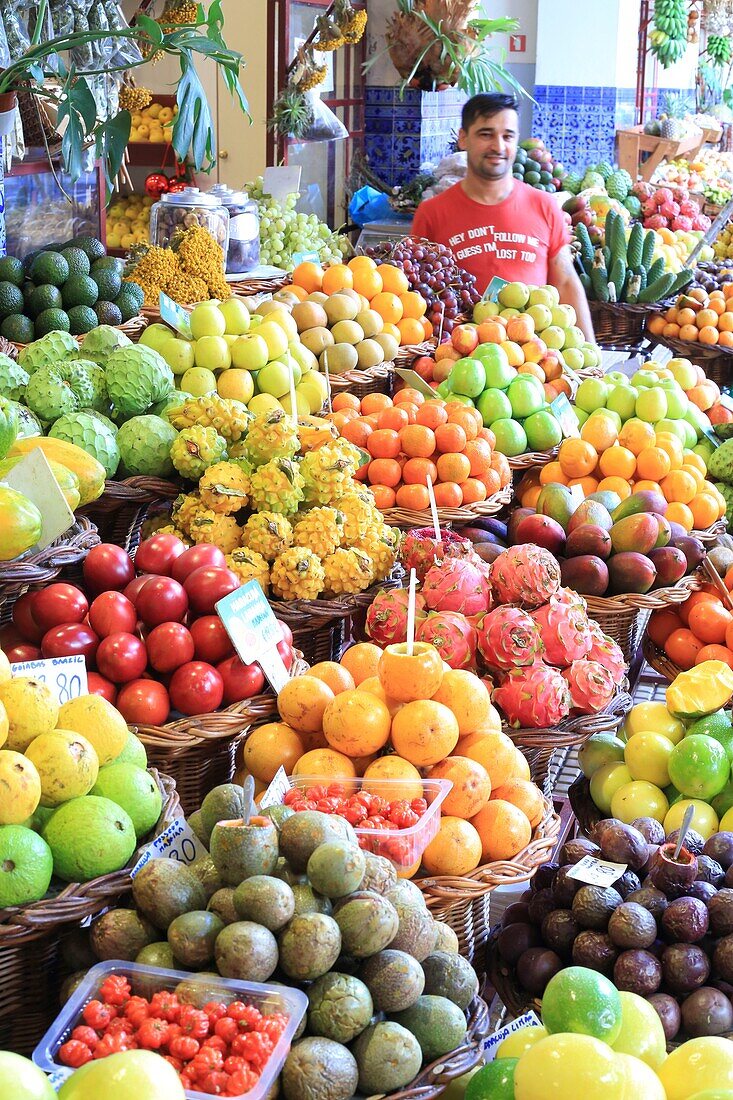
(246, 177, 350, 270)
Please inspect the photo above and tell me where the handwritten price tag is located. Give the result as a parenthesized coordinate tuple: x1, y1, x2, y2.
(130, 817, 207, 878)
(216, 580, 289, 692)
(550, 393, 580, 438)
(482, 1011, 542, 1062)
(159, 292, 192, 339)
(566, 855, 627, 887)
(10, 655, 87, 704)
(259, 766, 291, 810)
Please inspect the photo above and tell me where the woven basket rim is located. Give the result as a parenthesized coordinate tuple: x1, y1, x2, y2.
(649, 331, 733, 360)
(584, 571, 700, 612)
(388, 994, 491, 1100)
(268, 571, 402, 628)
(0, 769, 179, 942)
(0, 516, 99, 596)
(327, 361, 395, 390)
(382, 484, 512, 528)
(590, 298, 671, 317)
(508, 447, 558, 470)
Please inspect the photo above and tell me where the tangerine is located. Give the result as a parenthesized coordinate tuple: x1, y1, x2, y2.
(352, 267, 383, 299)
(679, 590, 718, 625)
(598, 446, 636, 480)
(292, 747, 357, 780)
(433, 481, 463, 507)
(416, 402, 448, 430)
(368, 458, 402, 488)
(340, 642, 382, 684)
(390, 699, 460, 766)
(322, 264, 353, 294)
(308, 661, 355, 695)
(664, 627, 705, 670)
(696, 644, 733, 669)
(400, 291, 427, 319)
(492, 778, 544, 827)
(395, 484, 431, 509)
(661, 470, 697, 504)
(597, 476, 632, 500)
(436, 452, 471, 483)
(688, 600, 732, 644)
(647, 608, 683, 649)
(402, 457, 438, 485)
(470, 798, 532, 860)
(434, 422, 467, 454)
(394, 387, 425, 406)
(558, 438, 597, 478)
(322, 689, 392, 756)
(421, 816, 483, 875)
(332, 392, 360, 412)
(665, 501, 694, 532)
(539, 460, 569, 486)
(401, 424, 437, 458)
(432, 669, 493, 736)
(398, 317, 427, 345)
(690, 493, 720, 529)
(277, 675, 334, 733)
(513, 748, 531, 781)
(636, 446, 671, 481)
(362, 754, 424, 800)
(618, 419, 656, 455)
(460, 730, 518, 788)
(429, 756, 492, 818)
(243, 722, 305, 782)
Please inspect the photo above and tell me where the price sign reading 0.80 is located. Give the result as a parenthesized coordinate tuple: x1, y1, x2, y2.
(9, 655, 88, 704)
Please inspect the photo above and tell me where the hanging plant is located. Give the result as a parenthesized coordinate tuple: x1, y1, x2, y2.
(334, 0, 367, 45)
(118, 80, 153, 112)
(293, 49, 328, 92)
(158, 0, 198, 27)
(315, 13, 345, 51)
(269, 83, 314, 140)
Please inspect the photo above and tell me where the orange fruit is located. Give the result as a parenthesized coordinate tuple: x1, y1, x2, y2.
(355, 675, 402, 717)
(341, 642, 382, 685)
(243, 722, 305, 782)
(688, 600, 732, 645)
(370, 291, 403, 325)
(292, 747, 357, 780)
(431, 669, 493, 736)
(322, 689, 392, 756)
(661, 469, 697, 504)
(558, 438, 597, 478)
(308, 661, 355, 695)
(401, 423, 436, 458)
(636, 446, 671, 481)
(683, 451, 707, 474)
(580, 415, 618, 451)
(567, 476, 598, 497)
(399, 291, 427, 319)
(396, 483, 430, 510)
(332, 392, 360, 412)
(679, 590, 718, 626)
(513, 748, 531, 781)
(696, 644, 733, 669)
(470, 799, 532, 861)
(598, 446, 636, 480)
(397, 317, 427, 345)
(394, 387, 425, 407)
(647, 608, 684, 649)
(597, 476, 632, 500)
(390, 699, 460, 766)
(655, 433, 683, 469)
(460, 729, 518, 788)
(436, 452, 470, 483)
(539, 460, 569, 486)
(277, 675, 335, 733)
(322, 264, 353, 294)
(665, 501, 694, 532)
(618, 419, 656, 455)
(491, 778, 544, 827)
(292, 261, 323, 293)
(362, 755, 423, 800)
(378, 263, 410, 295)
(421, 816, 483, 876)
(664, 627, 705, 670)
(690, 493, 720, 530)
(378, 642, 443, 702)
(429, 756, 492, 818)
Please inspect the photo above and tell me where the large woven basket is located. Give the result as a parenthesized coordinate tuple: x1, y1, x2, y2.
(79, 476, 180, 540)
(0, 517, 99, 610)
(415, 795, 561, 963)
(642, 634, 683, 682)
(584, 573, 701, 663)
(567, 773, 604, 837)
(382, 484, 513, 529)
(590, 299, 660, 347)
(327, 361, 395, 399)
(0, 770, 179, 1055)
(486, 923, 543, 1019)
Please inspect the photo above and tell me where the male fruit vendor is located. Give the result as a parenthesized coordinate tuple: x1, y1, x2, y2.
(412, 92, 595, 340)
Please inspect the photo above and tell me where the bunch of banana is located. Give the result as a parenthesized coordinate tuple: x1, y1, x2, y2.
(708, 34, 732, 67)
(651, 0, 688, 68)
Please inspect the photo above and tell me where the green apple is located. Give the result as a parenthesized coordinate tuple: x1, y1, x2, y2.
(217, 368, 254, 404)
(582, 343, 600, 367)
(58, 1050, 185, 1100)
(563, 347, 585, 371)
(631, 369, 657, 389)
(575, 377, 609, 413)
(159, 337, 195, 375)
(668, 357, 697, 390)
(289, 341, 318, 375)
(231, 333, 269, 371)
(475, 343, 516, 389)
(606, 371, 630, 386)
(528, 286, 556, 308)
(665, 388, 689, 419)
(258, 321, 289, 361)
(542, 325, 565, 350)
(258, 359, 292, 398)
(606, 385, 637, 421)
(190, 301, 226, 340)
(539, 283, 560, 306)
(635, 387, 668, 422)
(222, 334, 239, 347)
(551, 304, 575, 328)
(527, 303, 552, 331)
(562, 324, 585, 349)
(497, 281, 530, 309)
(181, 367, 218, 396)
(194, 335, 231, 371)
(248, 392, 282, 415)
(139, 322, 175, 352)
(218, 296, 251, 335)
(473, 299, 500, 322)
(280, 390, 311, 417)
(0, 1052, 56, 1099)
(655, 417, 687, 442)
(273, 351, 302, 386)
(249, 313, 262, 328)
(499, 306, 520, 320)
(298, 377, 327, 414)
(259, 307, 298, 341)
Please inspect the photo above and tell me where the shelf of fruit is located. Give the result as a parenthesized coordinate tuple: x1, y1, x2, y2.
(645, 557, 733, 679)
(648, 286, 733, 356)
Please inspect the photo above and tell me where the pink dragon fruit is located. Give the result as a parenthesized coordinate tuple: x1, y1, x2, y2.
(416, 611, 477, 670)
(493, 662, 572, 728)
(490, 544, 561, 609)
(679, 200, 698, 218)
(366, 587, 426, 646)
(554, 586, 588, 612)
(644, 214, 667, 230)
(477, 606, 543, 671)
(563, 659, 616, 714)
(633, 181, 653, 201)
(672, 215, 693, 232)
(693, 214, 712, 231)
(654, 187, 674, 206)
(422, 558, 491, 616)
(530, 596, 593, 667)
(400, 527, 477, 583)
(643, 198, 657, 217)
(587, 620, 627, 681)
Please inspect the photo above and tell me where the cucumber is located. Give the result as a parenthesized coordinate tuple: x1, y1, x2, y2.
(641, 229, 656, 269)
(603, 246, 611, 268)
(609, 257, 627, 297)
(627, 223, 644, 269)
(646, 257, 666, 285)
(591, 264, 611, 302)
(610, 216, 627, 264)
(638, 271, 676, 303)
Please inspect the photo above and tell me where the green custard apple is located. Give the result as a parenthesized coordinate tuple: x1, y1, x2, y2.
(105, 344, 175, 419)
(25, 360, 101, 423)
(116, 415, 178, 477)
(75, 323, 132, 364)
(7, 401, 42, 438)
(18, 330, 78, 374)
(0, 353, 29, 401)
(49, 411, 121, 478)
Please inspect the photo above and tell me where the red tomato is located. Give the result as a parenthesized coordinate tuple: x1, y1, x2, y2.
(189, 616, 234, 664)
(32, 584, 89, 632)
(169, 661, 224, 715)
(217, 656, 265, 705)
(5, 643, 42, 662)
(277, 640, 294, 670)
(124, 574, 156, 604)
(134, 576, 189, 627)
(135, 533, 187, 577)
(87, 671, 117, 704)
(11, 592, 42, 642)
(171, 544, 227, 584)
(146, 622, 195, 673)
(41, 623, 99, 662)
(184, 567, 239, 615)
(116, 679, 170, 725)
(88, 592, 137, 638)
(83, 544, 135, 593)
(276, 619, 293, 648)
(96, 632, 148, 683)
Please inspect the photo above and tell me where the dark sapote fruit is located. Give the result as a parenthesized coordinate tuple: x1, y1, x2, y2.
(632, 817, 665, 845)
(572, 931, 618, 977)
(708, 889, 733, 936)
(704, 832, 733, 870)
(613, 949, 662, 995)
(661, 897, 709, 944)
(542, 910, 580, 958)
(516, 947, 562, 995)
(626, 885, 668, 920)
(497, 922, 540, 966)
(648, 992, 682, 1041)
(681, 986, 733, 1037)
(662, 943, 710, 994)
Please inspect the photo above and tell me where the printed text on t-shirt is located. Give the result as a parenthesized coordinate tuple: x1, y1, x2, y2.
(448, 226, 540, 264)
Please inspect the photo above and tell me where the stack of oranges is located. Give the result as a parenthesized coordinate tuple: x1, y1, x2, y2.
(649, 581, 733, 672)
(648, 287, 733, 347)
(326, 388, 512, 512)
(290, 256, 432, 346)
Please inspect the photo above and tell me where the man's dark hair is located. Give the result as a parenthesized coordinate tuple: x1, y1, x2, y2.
(461, 93, 519, 131)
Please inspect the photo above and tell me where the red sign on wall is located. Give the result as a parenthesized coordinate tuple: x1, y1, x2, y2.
(509, 34, 526, 53)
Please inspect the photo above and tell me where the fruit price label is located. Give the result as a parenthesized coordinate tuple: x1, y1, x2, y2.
(703, 427, 721, 450)
(550, 393, 580, 438)
(10, 654, 87, 703)
(719, 394, 733, 412)
(481, 275, 509, 302)
(159, 291, 192, 339)
(216, 580, 290, 692)
(394, 367, 436, 399)
(292, 249, 320, 265)
(1, 448, 75, 549)
(130, 816, 208, 877)
(482, 1011, 542, 1062)
(260, 765, 291, 810)
(566, 855, 627, 886)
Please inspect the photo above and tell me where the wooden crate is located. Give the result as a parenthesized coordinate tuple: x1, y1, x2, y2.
(616, 125, 706, 181)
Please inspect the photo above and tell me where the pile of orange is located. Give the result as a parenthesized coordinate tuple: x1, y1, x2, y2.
(648, 287, 733, 347)
(327, 388, 511, 511)
(290, 256, 432, 346)
(649, 579, 733, 671)
(517, 423, 726, 533)
(235, 641, 545, 878)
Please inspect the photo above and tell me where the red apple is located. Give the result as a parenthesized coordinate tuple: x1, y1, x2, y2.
(450, 324, 479, 356)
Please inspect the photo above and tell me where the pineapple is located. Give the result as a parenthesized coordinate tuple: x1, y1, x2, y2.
(301, 441, 362, 505)
(189, 510, 242, 553)
(339, 488, 382, 545)
(292, 507, 344, 559)
(249, 458, 305, 516)
(199, 461, 250, 514)
(226, 548, 270, 593)
(168, 395, 250, 444)
(322, 548, 375, 596)
(171, 492, 207, 536)
(241, 408, 299, 467)
(241, 512, 294, 562)
(355, 524, 400, 582)
(170, 427, 228, 481)
(271, 547, 325, 600)
(660, 93, 689, 140)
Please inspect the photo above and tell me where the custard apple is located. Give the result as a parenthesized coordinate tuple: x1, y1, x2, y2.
(66, 358, 109, 413)
(563, 172, 583, 194)
(25, 360, 101, 423)
(581, 170, 605, 191)
(80, 408, 118, 434)
(594, 161, 614, 181)
(7, 401, 42, 438)
(75, 324, 132, 365)
(18, 330, 78, 375)
(0, 354, 29, 401)
(105, 345, 175, 420)
(709, 442, 733, 483)
(117, 415, 178, 478)
(607, 169, 632, 201)
(49, 411, 121, 477)
(150, 391, 193, 419)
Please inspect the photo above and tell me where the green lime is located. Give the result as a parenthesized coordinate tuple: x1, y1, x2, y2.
(524, 410, 562, 450)
(477, 387, 512, 425)
(668, 734, 730, 800)
(465, 1058, 517, 1100)
(712, 780, 733, 818)
(541, 966, 622, 1042)
(0, 256, 24, 286)
(43, 795, 136, 881)
(492, 417, 527, 456)
(91, 763, 162, 839)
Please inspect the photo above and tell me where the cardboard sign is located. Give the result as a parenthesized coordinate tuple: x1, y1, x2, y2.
(0, 449, 75, 550)
(393, 367, 436, 399)
(259, 766, 291, 810)
(482, 1011, 542, 1062)
(482, 275, 509, 302)
(130, 817, 208, 878)
(159, 292, 192, 339)
(566, 855, 627, 887)
(263, 165, 302, 204)
(216, 580, 290, 692)
(10, 655, 87, 704)
(550, 393, 580, 438)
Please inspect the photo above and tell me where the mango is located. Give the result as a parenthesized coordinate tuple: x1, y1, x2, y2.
(610, 513, 659, 556)
(672, 535, 705, 571)
(560, 554, 610, 596)
(536, 483, 575, 531)
(612, 489, 667, 523)
(514, 514, 566, 556)
(652, 513, 671, 548)
(607, 551, 656, 595)
(565, 524, 612, 560)
(567, 499, 613, 534)
(649, 546, 687, 588)
(586, 490, 622, 513)
(667, 660, 733, 721)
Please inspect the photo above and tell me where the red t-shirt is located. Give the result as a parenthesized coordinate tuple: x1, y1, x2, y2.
(411, 180, 570, 293)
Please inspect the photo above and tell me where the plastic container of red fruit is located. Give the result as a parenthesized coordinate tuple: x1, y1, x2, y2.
(33, 961, 307, 1100)
(279, 776, 452, 870)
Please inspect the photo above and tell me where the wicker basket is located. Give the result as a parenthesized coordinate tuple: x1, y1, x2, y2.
(415, 795, 561, 962)
(589, 300, 660, 347)
(694, 518, 727, 546)
(79, 476, 180, 541)
(642, 634, 682, 682)
(584, 573, 701, 663)
(382, 484, 513, 529)
(12, 316, 147, 352)
(0, 517, 99, 610)
(568, 773, 603, 837)
(327, 361, 395, 399)
(0, 770, 178, 1055)
(508, 446, 559, 471)
(647, 332, 733, 389)
(394, 340, 437, 369)
(389, 995, 491, 1100)
(486, 924, 543, 1019)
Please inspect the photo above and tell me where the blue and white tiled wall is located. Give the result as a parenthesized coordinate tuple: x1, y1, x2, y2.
(365, 86, 466, 187)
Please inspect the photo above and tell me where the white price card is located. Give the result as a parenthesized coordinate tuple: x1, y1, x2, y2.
(1, 449, 74, 550)
(482, 275, 509, 302)
(566, 855, 627, 887)
(130, 817, 208, 878)
(10, 655, 87, 704)
(259, 766, 291, 810)
(550, 393, 580, 438)
(159, 292, 192, 339)
(263, 166, 302, 204)
(216, 580, 290, 692)
(719, 393, 733, 412)
(393, 367, 436, 399)
(482, 1011, 542, 1062)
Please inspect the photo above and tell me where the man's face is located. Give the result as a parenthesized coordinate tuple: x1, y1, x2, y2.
(458, 109, 518, 181)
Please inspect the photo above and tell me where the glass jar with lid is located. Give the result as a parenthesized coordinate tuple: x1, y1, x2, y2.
(210, 184, 260, 274)
(149, 187, 229, 262)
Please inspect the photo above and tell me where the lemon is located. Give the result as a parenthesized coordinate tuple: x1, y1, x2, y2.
(0, 750, 41, 823)
(57, 695, 128, 764)
(26, 729, 99, 806)
(496, 1025, 548, 1059)
(0, 649, 11, 684)
(616, 1053, 666, 1100)
(611, 992, 666, 1069)
(659, 1037, 733, 1100)
(0, 678, 59, 751)
(514, 1034, 623, 1100)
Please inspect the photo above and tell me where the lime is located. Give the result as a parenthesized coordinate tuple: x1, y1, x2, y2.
(91, 763, 162, 839)
(507, 375, 544, 418)
(0, 1051, 56, 1099)
(477, 387, 512, 425)
(492, 417, 527, 457)
(513, 1033, 623, 1100)
(668, 735, 730, 800)
(658, 1037, 733, 1100)
(611, 991, 666, 1069)
(0, 825, 53, 906)
(58, 1049, 185, 1100)
(579, 733, 625, 778)
(42, 795, 136, 882)
(664, 798, 719, 840)
(611, 780, 669, 824)
(496, 1025, 548, 1059)
(450, 357, 485, 398)
(589, 762, 633, 814)
(687, 712, 733, 761)
(464, 1058, 517, 1100)
(616, 1053, 666, 1100)
(541, 966, 622, 1042)
(624, 701, 685, 743)
(575, 378, 609, 413)
(624, 732, 674, 787)
(524, 410, 562, 450)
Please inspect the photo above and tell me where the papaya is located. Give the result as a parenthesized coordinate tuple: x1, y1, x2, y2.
(8, 437, 105, 505)
(0, 486, 42, 560)
(0, 456, 80, 511)
(666, 661, 733, 721)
